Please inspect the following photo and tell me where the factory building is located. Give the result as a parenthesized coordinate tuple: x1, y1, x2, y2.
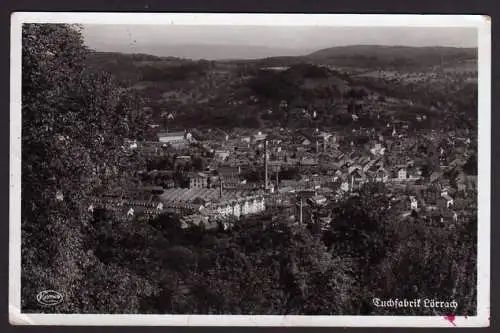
(158, 187, 266, 221)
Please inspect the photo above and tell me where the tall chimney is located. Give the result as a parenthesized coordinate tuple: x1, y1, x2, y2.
(219, 177, 223, 198)
(264, 140, 269, 190)
(299, 197, 303, 225)
(275, 166, 279, 192)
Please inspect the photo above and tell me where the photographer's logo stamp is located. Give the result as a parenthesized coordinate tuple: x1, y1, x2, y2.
(36, 290, 64, 306)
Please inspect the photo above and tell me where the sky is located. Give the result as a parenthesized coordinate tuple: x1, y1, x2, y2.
(82, 25, 478, 60)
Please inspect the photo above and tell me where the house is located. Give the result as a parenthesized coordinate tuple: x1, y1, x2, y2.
(395, 166, 407, 181)
(350, 169, 366, 185)
(175, 155, 192, 168)
(340, 180, 350, 192)
(374, 167, 389, 183)
(409, 196, 418, 210)
(308, 195, 327, 206)
(127, 207, 135, 217)
(348, 164, 363, 175)
(441, 190, 454, 208)
(214, 149, 231, 161)
(370, 143, 386, 156)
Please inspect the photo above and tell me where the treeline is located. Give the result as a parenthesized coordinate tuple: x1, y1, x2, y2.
(87, 51, 211, 84)
(139, 61, 211, 82)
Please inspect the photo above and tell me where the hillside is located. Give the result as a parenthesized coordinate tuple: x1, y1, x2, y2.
(308, 45, 476, 60)
(253, 45, 477, 71)
(85, 45, 477, 131)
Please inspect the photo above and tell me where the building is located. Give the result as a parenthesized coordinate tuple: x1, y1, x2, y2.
(213, 196, 266, 219)
(441, 189, 455, 208)
(395, 166, 407, 181)
(366, 165, 389, 183)
(252, 131, 267, 142)
(218, 166, 241, 185)
(90, 186, 165, 218)
(214, 149, 231, 161)
(157, 131, 191, 144)
(409, 196, 418, 210)
(158, 187, 266, 220)
(370, 143, 386, 156)
(188, 172, 209, 188)
(350, 168, 366, 189)
(308, 195, 327, 206)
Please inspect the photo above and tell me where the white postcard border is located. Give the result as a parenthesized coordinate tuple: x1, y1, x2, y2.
(9, 12, 491, 327)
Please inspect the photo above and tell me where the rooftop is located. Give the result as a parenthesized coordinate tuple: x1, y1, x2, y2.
(157, 131, 185, 137)
(158, 188, 263, 205)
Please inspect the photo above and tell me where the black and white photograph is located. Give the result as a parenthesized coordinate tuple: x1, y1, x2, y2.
(9, 13, 490, 327)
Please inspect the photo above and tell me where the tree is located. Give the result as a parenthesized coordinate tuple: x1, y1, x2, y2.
(21, 23, 151, 312)
(463, 154, 478, 175)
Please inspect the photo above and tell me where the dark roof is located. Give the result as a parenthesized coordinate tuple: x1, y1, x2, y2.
(219, 167, 240, 175)
(157, 131, 185, 137)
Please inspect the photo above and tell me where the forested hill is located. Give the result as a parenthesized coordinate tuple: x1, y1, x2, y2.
(307, 45, 477, 60)
(83, 46, 477, 132)
(250, 45, 477, 71)
(87, 45, 477, 73)
(85, 51, 200, 85)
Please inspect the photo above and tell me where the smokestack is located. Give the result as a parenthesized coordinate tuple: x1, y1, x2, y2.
(275, 167, 279, 192)
(219, 177, 223, 198)
(299, 197, 303, 225)
(264, 140, 269, 190)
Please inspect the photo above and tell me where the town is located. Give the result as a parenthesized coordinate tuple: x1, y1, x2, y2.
(90, 106, 477, 233)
